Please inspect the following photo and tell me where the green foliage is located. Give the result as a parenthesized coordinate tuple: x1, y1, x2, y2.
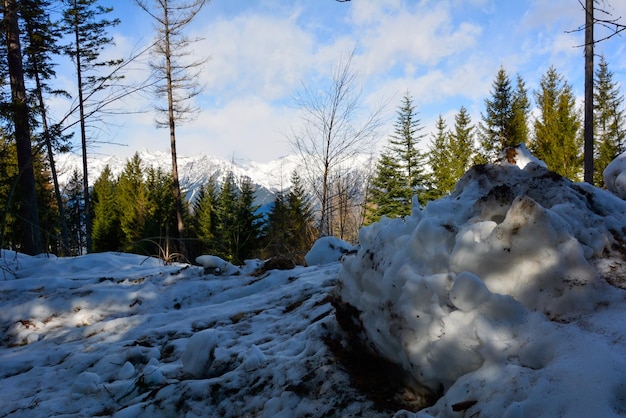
(63, 168, 85, 254)
(594, 55, 626, 187)
(479, 67, 530, 161)
(263, 170, 315, 264)
(531, 66, 582, 180)
(192, 177, 219, 255)
(91, 165, 120, 252)
(366, 93, 426, 222)
(427, 108, 477, 200)
(116, 153, 146, 252)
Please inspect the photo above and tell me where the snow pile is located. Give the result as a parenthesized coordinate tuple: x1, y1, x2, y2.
(305, 235, 356, 266)
(336, 161, 626, 416)
(604, 150, 626, 199)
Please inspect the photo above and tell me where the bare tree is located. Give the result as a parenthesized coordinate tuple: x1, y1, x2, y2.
(136, 0, 209, 255)
(289, 50, 384, 238)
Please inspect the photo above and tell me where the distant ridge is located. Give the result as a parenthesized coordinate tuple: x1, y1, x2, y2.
(55, 149, 302, 207)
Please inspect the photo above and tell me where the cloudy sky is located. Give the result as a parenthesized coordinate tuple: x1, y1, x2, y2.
(56, 0, 626, 163)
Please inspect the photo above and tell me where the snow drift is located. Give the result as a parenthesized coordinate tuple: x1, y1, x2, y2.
(336, 159, 626, 416)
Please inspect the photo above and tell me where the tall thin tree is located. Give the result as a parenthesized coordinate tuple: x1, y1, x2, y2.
(61, 0, 122, 253)
(135, 0, 209, 256)
(3, 0, 42, 255)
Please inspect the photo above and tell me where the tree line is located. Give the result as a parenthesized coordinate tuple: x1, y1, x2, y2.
(1, 1, 625, 261)
(365, 60, 625, 223)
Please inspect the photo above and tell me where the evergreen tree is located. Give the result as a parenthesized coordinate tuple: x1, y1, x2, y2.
(215, 171, 238, 262)
(389, 92, 427, 196)
(263, 190, 288, 259)
(0, 135, 20, 250)
(63, 168, 85, 255)
(449, 106, 477, 182)
(510, 74, 531, 145)
(91, 165, 120, 252)
(479, 67, 529, 161)
(426, 115, 455, 200)
(141, 166, 181, 258)
(594, 55, 626, 186)
(192, 178, 218, 255)
(531, 66, 582, 180)
(287, 170, 315, 260)
(367, 151, 408, 223)
(61, 0, 122, 253)
(234, 176, 262, 263)
(116, 153, 146, 251)
(367, 93, 425, 221)
(22, 0, 71, 254)
(4, 0, 42, 254)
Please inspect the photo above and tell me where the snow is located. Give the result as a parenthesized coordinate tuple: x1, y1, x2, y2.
(4, 146, 626, 417)
(304, 235, 356, 266)
(604, 150, 626, 199)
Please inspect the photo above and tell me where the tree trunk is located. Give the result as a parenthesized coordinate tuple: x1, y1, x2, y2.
(4, 0, 42, 255)
(163, 1, 186, 254)
(584, 0, 594, 183)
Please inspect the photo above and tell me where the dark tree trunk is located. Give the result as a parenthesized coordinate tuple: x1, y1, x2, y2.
(4, 0, 42, 255)
(584, 0, 594, 183)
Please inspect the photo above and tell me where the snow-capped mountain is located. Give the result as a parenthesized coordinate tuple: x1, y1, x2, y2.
(55, 149, 303, 207)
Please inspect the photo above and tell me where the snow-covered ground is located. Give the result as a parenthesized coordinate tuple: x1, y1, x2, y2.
(3, 147, 626, 417)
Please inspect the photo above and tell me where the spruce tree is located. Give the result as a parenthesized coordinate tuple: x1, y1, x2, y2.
(478, 67, 529, 161)
(426, 115, 455, 200)
(367, 151, 407, 223)
(594, 55, 625, 186)
(449, 106, 477, 182)
(234, 176, 262, 263)
(263, 190, 289, 259)
(287, 170, 315, 262)
(144, 166, 178, 256)
(116, 153, 146, 251)
(215, 171, 238, 262)
(367, 93, 425, 222)
(91, 165, 120, 252)
(63, 168, 85, 255)
(531, 66, 582, 180)
(192, 178, 218, 255)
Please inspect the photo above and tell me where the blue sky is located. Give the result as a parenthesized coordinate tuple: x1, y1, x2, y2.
(54, 0, 626, 163)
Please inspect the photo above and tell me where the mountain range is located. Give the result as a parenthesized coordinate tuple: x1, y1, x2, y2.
(55, 149, 304, 207)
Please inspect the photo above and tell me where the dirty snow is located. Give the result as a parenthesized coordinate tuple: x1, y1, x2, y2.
(2, 146, 626, 417)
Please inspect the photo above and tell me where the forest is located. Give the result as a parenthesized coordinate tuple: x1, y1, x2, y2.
(1, 1, 625, 264)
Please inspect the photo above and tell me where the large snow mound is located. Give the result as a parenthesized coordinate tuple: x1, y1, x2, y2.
(337, 162, 626, 417)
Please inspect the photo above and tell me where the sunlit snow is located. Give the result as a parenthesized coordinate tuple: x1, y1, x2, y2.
(3, 146, 626, 417)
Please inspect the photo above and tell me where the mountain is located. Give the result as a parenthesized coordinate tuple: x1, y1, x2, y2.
(55, 149, 303, 208)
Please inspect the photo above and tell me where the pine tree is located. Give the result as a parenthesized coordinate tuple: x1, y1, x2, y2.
(263, 190, 289, 259)
(449, 106, 477, 182)
(143, 166, 178, 256)
(366, 93, 425, 222)
(91, 165, 120, 252)
(389, 93, 427, 197)
(192, 178, 219, 255)
(367, 151, 408, 223)
(116, 153, 146, 251)
(286, 170, 315, 263)
(21, 0, 71, 254)
(61, 0, 122, 253)
(63, 168, 85, 255)
(510, 74, 531, 145)
(234, 176, 262, 263)
(426, 115, 455, 200)
(478, 67, 529, 162)
(531, 66, 582, 180)
(4, 0, 42, 254)
(594, 55, 626, 186)
(215, 171, 238, 262)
